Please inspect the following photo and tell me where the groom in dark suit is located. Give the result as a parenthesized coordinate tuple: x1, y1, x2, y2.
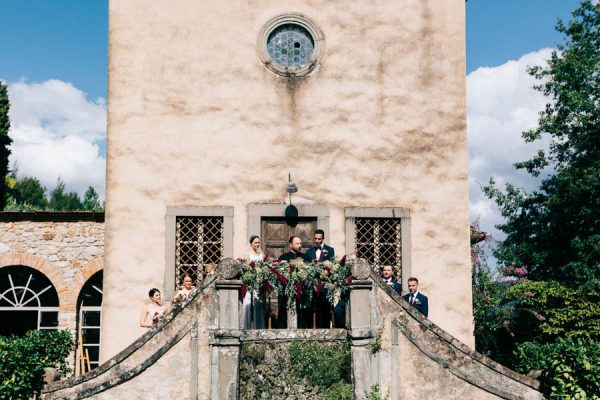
(402, 277, 428, 317)
(304, 229, 335, 262)
(304, 229, 336, 328)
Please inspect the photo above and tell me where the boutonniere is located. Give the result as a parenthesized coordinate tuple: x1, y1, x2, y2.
(413, 298, 421, 305)
(322, 249, 328, 256)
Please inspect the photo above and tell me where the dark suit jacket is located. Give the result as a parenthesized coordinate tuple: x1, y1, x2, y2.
(383, 276, 402, 294)
(304, 244, 335, 262)
(279, 250, 308, 262)
(402, 292, 428, 317)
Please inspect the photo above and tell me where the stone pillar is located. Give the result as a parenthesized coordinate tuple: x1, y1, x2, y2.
(347, 279, 375, 400)
(211, 280, 242, 400)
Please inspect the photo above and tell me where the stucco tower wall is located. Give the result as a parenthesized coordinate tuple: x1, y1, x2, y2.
(102, 0, 470, 360)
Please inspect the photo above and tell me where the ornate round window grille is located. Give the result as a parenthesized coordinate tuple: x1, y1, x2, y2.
(257, 14, 325, 77)
(267, 24, 314, 68)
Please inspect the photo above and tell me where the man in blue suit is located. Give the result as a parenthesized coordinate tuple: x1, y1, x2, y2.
(304, 229, 335, 262)
(304, 229, 335, 328)
(402, 277, 428, 317)
(381, 265, 402, 294)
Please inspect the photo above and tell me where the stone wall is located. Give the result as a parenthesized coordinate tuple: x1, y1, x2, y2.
(0, 212, 105, 331)
(42, 259, 543, 400)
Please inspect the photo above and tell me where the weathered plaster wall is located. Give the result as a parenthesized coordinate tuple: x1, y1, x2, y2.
(104, 0, 471, 359)
(373, 281, 542, 400)
(0, 219, 104, 330)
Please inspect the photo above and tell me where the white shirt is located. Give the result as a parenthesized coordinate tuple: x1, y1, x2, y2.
(408, 291, 420, 304)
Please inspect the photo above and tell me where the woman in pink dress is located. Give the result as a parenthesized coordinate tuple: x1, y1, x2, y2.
(139, 288, 168, 328)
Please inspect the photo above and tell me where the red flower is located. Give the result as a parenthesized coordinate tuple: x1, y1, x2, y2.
(295, 281, 302, 300)
(316, 280, 324, 296)
(262, 280, 272, 294)
(340, 255, 346, 266)
(346, 276, 353, 284)
(270, 267, 288, 284)
(323, 265, 331, 271)
(249, 261, 256, 268)
(289, 265, 295, 273)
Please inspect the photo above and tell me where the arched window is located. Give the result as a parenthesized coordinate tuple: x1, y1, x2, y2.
(76, 270, 103, 371)
(0, 265, 59, 336)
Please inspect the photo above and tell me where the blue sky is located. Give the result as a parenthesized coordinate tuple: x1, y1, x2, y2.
(0, 1, 583, 250)
(0, 1, 575, 103)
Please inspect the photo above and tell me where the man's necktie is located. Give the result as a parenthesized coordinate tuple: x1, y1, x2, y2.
(409, 293, 414, 304)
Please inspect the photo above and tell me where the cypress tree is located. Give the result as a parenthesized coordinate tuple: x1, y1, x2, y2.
(0, 82, 12, 210)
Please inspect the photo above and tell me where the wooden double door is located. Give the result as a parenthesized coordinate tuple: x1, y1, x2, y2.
(260, 217, 317, 258)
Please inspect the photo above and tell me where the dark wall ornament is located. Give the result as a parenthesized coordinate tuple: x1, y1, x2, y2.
(284, 204, 299, 227)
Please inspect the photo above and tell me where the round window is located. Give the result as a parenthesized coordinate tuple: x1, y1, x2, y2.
(267, 24, 315, 68)
(258, 14, 325, 77)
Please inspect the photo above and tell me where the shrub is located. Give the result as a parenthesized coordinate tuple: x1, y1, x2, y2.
(514, 338, 600, 399)
(0, 330, 73, 399)
(288, 341, 351, 388)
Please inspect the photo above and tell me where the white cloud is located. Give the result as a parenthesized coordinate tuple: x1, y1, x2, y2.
(468, 49, 554, 247)
(7, 79, 106, 200)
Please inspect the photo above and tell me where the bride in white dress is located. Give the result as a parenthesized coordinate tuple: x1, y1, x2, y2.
(243, 235, 266, 329)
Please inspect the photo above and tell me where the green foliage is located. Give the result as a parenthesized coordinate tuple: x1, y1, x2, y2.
(12, 176, 48, 210)
(4, 173, 104, 211)
(0, 81, 12, 210)
(514, 338, 600, 399)
(322, 381, 353, 400)
(367, 384, 390, 400)
(471, 223, 515, 365)
(0, 330, 73, 399)
(288, 341, 351, 389)
(82, 186, 101, 211)
(505, 280, 600, 342)
(48, 178, 83, 211)
(240, 341, 352, 400)
(483, 0, 600, 286)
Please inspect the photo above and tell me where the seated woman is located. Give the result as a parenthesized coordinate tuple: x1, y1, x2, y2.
(173, 274, 195, 303)
(139, 288, 168, 328)
(243, 235, 266, 329)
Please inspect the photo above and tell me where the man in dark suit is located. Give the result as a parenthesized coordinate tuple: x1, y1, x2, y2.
(402, 277, 428, 317)
(381, 265, 402, 294)
(304, 229, 337, 328)
(304, 229, 335, 262)
(279, 236, 308, 261)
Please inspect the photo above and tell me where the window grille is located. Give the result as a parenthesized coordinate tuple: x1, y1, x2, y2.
(355, 218, 402, 280)
(175, 216, 224, 289)
(77, 270, 103, 371)
(0, 265, 59, 337)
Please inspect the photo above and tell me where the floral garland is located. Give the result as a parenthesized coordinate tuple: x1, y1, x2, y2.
(241, 255, 351, 310)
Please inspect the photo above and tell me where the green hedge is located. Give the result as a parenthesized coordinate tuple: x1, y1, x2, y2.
(0, 330, 73, 399)
(515, 338, 600, 399)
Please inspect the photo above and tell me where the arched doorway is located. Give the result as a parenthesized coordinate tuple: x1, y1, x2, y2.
(0, 265, 59, 336)
(76, 270, 103, 371)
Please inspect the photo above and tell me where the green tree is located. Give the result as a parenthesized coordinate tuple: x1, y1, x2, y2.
(82, 186, 101, 211)
(0, 81, 12, 210)
(48, 178, 82, 211)
(471, 223, 514, 366)
(483, 0, 600, 286)
(13, 176, 48, 210)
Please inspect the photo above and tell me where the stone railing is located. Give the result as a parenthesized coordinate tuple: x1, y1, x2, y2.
(41, 258, 543, 400)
